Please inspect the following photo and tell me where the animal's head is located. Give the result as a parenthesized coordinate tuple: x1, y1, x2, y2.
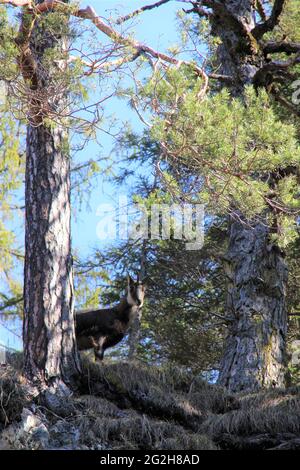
(126, 274, 146, 308)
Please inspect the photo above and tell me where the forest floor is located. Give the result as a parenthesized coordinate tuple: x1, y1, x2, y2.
(0, 353, 300, 450)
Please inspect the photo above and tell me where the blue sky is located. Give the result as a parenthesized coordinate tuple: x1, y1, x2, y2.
(71, 0, 183, 256)
(0, 0, 183, 349)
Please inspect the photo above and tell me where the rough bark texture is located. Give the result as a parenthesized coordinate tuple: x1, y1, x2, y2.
(206, 0, 289, 391)
(210, 0, 260, 94)
(23, 1, 81, 388)
(218, 222, 288, 391)
(23, 125, 80, 388)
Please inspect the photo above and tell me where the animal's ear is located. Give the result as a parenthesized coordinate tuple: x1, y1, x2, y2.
(127, 274, 134, 286)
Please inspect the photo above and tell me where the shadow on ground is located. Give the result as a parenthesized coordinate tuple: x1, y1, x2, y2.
(0, 354, 299, 450)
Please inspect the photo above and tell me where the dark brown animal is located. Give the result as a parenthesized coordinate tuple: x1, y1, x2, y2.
(75, 275, 145, 360)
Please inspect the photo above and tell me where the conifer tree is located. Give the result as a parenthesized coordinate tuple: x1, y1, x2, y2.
(140, 0, 300, 391)
(99, 0, 300, 391)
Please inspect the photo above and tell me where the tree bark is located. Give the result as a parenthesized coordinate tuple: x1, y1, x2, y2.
(206, 0, 289, 391)
(218, 221, 288, 391)
(23, 1, 81, 389)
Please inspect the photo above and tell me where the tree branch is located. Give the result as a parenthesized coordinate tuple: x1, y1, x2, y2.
(0, 0, 32, 6)
(116, 0, 172, 24)
(183, 1, 212, 18)
(0, 295, 23, 312)
(252, 0, 287, 39)
(0, 0, 66, 12)
(270, 87, 300, 118)
(253, 54, 300, 88)
(263, 41, 300, 56)
(75, 5, 208, 96)
(254, 0, 267, 22)
(208, 73, 234, 83)
(0, 0, 209, 98)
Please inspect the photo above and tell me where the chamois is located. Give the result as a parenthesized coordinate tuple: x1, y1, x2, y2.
(75, 275, 145, 361)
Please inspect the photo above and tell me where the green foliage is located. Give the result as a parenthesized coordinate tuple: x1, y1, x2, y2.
(0, 0, 299, 386)
(74, 271, 104, 310)
(270, 0, 300, 42)
(0, 7, 18, 82)
(0, 222, 15, 274)
(141, 77, 300, 242)
(0, 99, 24, 277)
(0, 92, 24, 313)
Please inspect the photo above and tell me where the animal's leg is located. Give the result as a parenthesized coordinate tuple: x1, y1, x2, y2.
(94, 348, 104, 361)
(91, 336, 106, 362)
(87, 336, 102, 361)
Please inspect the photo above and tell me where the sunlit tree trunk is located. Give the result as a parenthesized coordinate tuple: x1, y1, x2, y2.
(23, 1, 80, 389)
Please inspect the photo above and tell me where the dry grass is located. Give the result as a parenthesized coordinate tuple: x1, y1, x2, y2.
(79, 358, 236, 431)
(201, 387, 300, 449)
(1, 354, 300, 450)
(0, 364, 28, 428)
(74, 398, 217, 450)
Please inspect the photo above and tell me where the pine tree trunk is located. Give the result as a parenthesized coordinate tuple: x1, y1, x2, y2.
(218, 221, 288, 391)
(23, 2, 81, 389)
(23, 124, 81, 388)
(207, 0, 289, 391)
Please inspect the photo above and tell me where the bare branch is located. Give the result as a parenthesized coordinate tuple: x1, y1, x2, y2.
(116, 0, 172, 24)
(75, 5, 208, 95)
(252, 0, 287, 39)
(270, 88, 300, 118)
(0, 0, 67, 12)
(116, 0, 198, 24)
(0, 295, 23, 312)
(208, 73, 234, 83)
(184, 1, 212, 18)
(0, 0, 32, 6)
(263, 41, 300, 56)
(33, 0, 68, 13)
(130, 96, 151, 128)
(1, 0, 209, 103)
(253, 54, 300, 88)
(254, 0, 267, 22)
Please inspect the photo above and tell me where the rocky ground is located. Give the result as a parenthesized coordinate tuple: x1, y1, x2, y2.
(0, 354, 300, 450)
